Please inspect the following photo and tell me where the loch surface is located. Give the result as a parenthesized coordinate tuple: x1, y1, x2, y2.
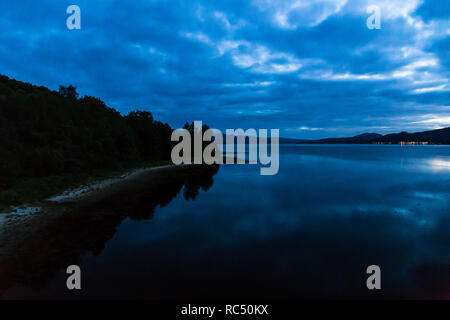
(2, 145, 450, 299)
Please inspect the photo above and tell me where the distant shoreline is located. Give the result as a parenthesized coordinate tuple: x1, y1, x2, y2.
(279, 127, 450, 145)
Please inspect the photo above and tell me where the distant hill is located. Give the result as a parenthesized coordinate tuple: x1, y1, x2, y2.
(220, 134, 307, 144)
(278, 137, 309, 144)
(372, 127, 450, 144)
(297, 133, 383, 144)
(222, 128, 450, 145)
(282, 128, 450, 145)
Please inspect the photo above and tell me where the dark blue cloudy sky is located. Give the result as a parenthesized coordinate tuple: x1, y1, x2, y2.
(0, 0, 448, 138)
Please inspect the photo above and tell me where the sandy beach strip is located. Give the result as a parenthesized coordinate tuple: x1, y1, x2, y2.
(43, 164, 197, 206)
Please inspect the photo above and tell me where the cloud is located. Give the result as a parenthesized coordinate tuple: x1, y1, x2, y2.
(412, 84, 448, 94)
(252, 0, 348, 29)
(298, 126, 322, 131)
(410, 114, 450, 128)
(0, 0, 448, 139)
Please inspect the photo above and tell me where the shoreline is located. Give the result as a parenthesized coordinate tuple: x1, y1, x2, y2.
(45, 164, 185, 205)
(0, 163, 201, 214)
(44, 163, 213, 208)
(0, 162, 220, 296)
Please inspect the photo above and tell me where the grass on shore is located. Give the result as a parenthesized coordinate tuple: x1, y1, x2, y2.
(0, 160, 171, 212)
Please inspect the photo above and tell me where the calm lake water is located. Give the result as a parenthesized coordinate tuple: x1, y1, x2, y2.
(2, 145, 450, 299)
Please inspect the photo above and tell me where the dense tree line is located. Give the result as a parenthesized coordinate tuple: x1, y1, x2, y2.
(0, 75, 173, 189)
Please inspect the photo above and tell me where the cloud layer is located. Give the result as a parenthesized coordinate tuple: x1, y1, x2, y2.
(0, 0, 448, 138)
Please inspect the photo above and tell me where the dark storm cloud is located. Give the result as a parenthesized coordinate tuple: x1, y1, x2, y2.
(0, 0, 448, 138)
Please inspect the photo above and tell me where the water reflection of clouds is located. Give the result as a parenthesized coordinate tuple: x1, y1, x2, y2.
(426, 158, 450, 172)
(114, 147, 450, 298)
(6, 146, 450, 299)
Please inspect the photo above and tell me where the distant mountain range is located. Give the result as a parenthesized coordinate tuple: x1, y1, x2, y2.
(222, 127, 450, 145)
(281, 127, 450, 145)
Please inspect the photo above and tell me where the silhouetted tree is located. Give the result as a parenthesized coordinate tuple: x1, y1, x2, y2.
(59, 85, 78, 100)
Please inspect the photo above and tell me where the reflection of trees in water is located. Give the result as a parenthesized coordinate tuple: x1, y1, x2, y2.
(184, 171, 215, 201)
(0, 165, 219, 297)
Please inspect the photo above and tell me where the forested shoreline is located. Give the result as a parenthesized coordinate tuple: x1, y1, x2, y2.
(0, 75, 177, 209)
